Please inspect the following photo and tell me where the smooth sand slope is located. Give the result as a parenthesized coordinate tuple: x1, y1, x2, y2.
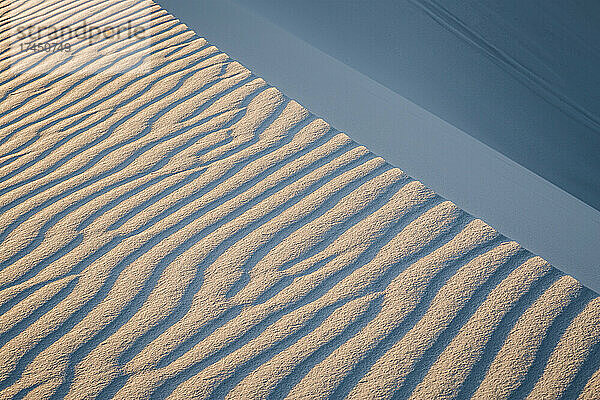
(0, 0, 598, 399)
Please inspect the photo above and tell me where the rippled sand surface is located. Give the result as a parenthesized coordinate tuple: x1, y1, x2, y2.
(0, 0, 599, 399)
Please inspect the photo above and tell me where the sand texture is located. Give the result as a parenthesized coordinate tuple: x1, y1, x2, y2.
(0, 0, 599, 399)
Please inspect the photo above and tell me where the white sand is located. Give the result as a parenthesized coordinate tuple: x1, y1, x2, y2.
(0, 0, 598, 399)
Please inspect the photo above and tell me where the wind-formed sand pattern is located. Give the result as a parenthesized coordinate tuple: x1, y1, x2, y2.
(0, 0, 598, 399)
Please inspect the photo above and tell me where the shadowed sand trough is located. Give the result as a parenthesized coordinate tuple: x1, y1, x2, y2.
(0, 0, 599, 399)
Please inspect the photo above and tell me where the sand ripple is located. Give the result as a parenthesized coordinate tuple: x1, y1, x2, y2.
(0, 0, 598, 399)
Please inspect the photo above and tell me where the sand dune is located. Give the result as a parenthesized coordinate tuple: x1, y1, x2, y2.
(0, 0, 598, 399)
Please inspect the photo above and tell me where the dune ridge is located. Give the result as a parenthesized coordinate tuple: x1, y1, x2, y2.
(0, 0, 598, 399)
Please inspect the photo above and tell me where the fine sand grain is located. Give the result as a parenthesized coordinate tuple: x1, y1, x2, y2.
(0, 0, 598, 399)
